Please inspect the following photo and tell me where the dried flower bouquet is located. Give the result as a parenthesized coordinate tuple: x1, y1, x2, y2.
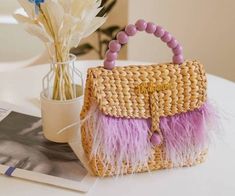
(14, 0, 106, 100)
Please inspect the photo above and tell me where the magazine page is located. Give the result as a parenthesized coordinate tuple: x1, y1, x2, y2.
(0, 102, 96, 193)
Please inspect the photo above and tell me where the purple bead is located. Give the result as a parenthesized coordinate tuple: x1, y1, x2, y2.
(117, 31, 129, 44)
(161, 31, 172, 43)
(109, 40, 121, 52)
(146, 22, 157, 34)
(167, 38, 178, 49)
(105, 50, 118, 61)
(104, 60, 115, 70)
(154, 26, 165, 38)
(172, 45, 183, 55)
(125, 24, 137, 36)
(173, 55, 184, 64)
(150, 133, 161, 146)
(135, 19, 147, 31)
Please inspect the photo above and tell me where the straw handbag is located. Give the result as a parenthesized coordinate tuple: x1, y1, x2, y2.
(80, 19, 215, 176)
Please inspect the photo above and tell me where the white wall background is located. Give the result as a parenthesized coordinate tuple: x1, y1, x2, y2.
(1, 0, 235, 81)
(128, 0, 235, 81)
(0, 0, 44, 62)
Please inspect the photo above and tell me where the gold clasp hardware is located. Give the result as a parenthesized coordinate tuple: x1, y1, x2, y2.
(134, 82, 172, 95)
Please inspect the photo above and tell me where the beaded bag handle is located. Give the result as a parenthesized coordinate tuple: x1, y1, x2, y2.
(104, 19, 184, 70)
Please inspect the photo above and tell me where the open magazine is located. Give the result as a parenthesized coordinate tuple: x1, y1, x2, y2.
(0, 102, 96, 192)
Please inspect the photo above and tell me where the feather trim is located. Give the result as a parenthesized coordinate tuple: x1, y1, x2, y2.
(82, 104, 152, 175)
(82, 102, 217, 175)
(160, 102, 217, 166)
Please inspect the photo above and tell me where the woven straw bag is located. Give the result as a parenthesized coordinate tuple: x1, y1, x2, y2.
(81, 20, 214, 177)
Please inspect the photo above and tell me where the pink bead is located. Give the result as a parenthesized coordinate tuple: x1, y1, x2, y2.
(172, 45, 183, 55)
(146, 22, 157, 34)
(150, 133, 161, 146)
(135, 19, 147, 31)
(167, 38, 178, 49)
(117, 31, 129, 44)
(109, 40, 121, 52)
(154, 26, 165, 38)
(173, 55, 184, 64)
(125, 24, 137, 36)
(105, 50, 118, 61)
(161, 31, 172, 43)
(104, 60, 115, 70)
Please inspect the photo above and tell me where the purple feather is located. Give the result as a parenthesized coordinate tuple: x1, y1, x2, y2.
(82, 102, 217, 174)
(160, 102, 216, 166)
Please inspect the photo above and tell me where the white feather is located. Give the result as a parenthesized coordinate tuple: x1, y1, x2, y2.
(59, 14, 79, 39)
(58, 0, 73, 13)
(82, 17, 106, 38)
(25, 24, 52, 43)
(40, 0, 64, 37)
(17, 0, 34, 18)
(71, 0, 90, 18)
(69, 32, 82, 48)
(13, 13, 33, 24)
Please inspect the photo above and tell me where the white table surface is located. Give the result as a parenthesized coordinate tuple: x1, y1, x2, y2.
(0, 60, 235, 196)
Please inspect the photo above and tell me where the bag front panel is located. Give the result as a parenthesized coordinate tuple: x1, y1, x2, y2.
(81, 60, 207, 120)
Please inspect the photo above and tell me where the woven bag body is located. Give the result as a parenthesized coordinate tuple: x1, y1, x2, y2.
(81, 20, 211, 176)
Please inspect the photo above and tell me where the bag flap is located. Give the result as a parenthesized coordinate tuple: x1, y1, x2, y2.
(81, 60, 207, 119)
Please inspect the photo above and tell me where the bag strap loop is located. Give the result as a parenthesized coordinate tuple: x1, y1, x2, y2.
(104, 19, 184, 70)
